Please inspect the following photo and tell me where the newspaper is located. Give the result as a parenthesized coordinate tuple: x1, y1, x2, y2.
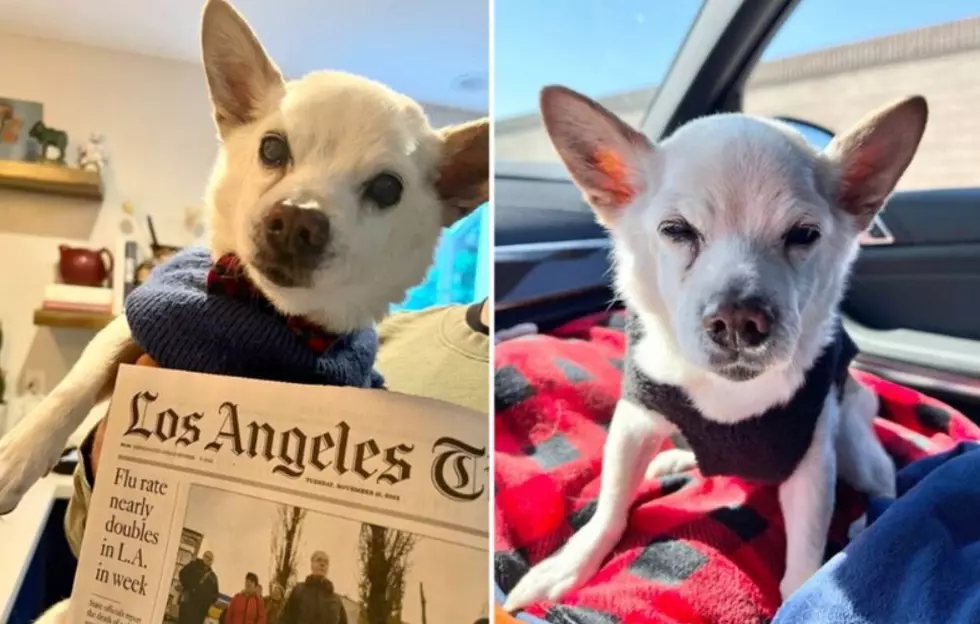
(70, 364, 489, 624)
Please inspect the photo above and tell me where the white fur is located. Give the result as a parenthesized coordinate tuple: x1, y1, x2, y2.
(631, 308, 808, 423)
(778, 392, 838, 598)
(645, 447, 696, 480)
(1, 2, 487, 621)
(32, 599, 69, 624)
(836, 376, 896, 500)
(504, 87, 925, 610)
(0, 316, 139, 515)
(208, 68, 455, 333)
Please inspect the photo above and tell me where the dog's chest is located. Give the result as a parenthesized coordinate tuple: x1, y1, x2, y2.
(622, 311, 856, 483)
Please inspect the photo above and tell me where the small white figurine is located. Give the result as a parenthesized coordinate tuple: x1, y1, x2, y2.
(77, 133, 108, 172)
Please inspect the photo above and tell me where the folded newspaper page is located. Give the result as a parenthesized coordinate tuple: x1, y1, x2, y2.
(70, 364, 489, 624)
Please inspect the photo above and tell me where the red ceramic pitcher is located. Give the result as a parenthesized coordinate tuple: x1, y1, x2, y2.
(58, 245, 114, 287)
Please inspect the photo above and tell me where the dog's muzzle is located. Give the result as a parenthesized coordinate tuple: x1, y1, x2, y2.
(702, 296, 775, 351)
(701, 295, 780, 380)
(253, 198, 331, 287)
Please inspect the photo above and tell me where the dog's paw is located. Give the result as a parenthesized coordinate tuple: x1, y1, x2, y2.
(847, 513, 868, 541)
(504, 525, 614, 612)
(866, 453, 897, 499)
(504, 547, 602, 612)
(0, 427, 65, 515)
(779, 565, 818, 602)
(645, 448, 697, 480)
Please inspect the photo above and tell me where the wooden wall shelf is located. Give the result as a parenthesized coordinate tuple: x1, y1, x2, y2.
(34, 309, 114, 330)
(0, 161, 103, 200)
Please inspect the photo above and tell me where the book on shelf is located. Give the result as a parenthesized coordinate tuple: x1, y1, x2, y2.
(43, 283, 114, 307)
(42, 283, 113, 316)
(40, 300, 113, 315)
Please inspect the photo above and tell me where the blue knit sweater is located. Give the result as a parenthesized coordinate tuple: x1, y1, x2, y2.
(125, 246, 384, 388)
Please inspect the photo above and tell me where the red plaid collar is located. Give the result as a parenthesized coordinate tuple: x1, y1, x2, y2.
(206, 253, 337, 355)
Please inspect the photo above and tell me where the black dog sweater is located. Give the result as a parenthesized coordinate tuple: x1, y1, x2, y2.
(623, 311, 857, 484)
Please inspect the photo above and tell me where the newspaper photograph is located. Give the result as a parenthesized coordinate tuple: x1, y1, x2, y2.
(69, 364, 489, 624)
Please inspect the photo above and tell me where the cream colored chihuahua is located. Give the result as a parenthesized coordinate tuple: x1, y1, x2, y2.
(504, 86, 926, 610)
(0, 1, 487, 620)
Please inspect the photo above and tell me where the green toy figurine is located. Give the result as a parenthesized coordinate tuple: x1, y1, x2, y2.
(29, 120, 69, 164)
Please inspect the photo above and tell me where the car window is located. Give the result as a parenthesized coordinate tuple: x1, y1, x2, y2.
(494, 1, 703, 168)
(743, 0, 980, 190)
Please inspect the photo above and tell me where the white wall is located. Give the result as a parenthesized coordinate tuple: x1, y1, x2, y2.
(0, 33, 479, 432)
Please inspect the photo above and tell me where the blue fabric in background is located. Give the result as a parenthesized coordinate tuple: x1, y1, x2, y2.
(393, 203, 488, 311)
(774, 442, 980, 624)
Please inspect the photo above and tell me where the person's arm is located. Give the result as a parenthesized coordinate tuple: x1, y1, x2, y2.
(177, 562, 194, 588)
(257, 596, 268, 624)
(64, 417, 108, 558)
(338, 603, 348, 624)
(223, 597, 237, 624)
(207, 574, 220, 606)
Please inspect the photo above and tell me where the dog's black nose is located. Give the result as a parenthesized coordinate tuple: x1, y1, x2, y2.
(702, 297, 774, 350)
(262, 200, 330, 260)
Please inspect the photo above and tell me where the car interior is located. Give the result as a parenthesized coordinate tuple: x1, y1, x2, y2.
(495, 0, 980, 423)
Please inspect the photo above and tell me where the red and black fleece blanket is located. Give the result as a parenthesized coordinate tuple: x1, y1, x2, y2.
(493, 310, 980, 624)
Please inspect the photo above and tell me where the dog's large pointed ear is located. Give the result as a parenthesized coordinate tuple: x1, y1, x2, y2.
(540, 85, 654, 225)
(201, 0, 285, 137)
(436, 118, 489, 226)
(825, 96, 927, 229)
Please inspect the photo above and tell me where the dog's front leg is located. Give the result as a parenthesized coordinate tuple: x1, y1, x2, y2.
(837, 375, 896, 540)
(503, 399, 671, 611)
(778, 395, 839, 600)
(0, 316, 140, 514)
(837, 375, 895, 499)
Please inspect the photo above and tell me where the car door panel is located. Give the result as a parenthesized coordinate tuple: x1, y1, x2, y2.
(843, 189, 980, 392)
(845, 318, 980, 381)
(494, 177, 604, 246)
(495, 176, 610, 307)
(868, 188, 980, 245)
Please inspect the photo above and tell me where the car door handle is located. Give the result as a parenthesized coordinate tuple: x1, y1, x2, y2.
(859, 214, 895, 246)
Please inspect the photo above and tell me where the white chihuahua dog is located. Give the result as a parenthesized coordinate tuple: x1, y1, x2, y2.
(0, 1, 487, 620)
(504, 86, 927, 610)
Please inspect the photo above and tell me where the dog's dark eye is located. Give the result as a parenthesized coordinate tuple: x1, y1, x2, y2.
(785, 225, 821, 247)
(659, 220, 700, 245)
(259, 133, 290, 167)
(363, 172, 403, 208)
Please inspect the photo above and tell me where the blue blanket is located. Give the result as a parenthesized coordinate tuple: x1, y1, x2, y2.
(775, 442, 980, 624)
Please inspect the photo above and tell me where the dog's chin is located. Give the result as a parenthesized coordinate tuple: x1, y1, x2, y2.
(713, 362, 766, 382)
(250, 253, 334, 289)
(244, 257, 391, 334)
(706, 351, 773, 382)
(254, 264, 301, 288)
